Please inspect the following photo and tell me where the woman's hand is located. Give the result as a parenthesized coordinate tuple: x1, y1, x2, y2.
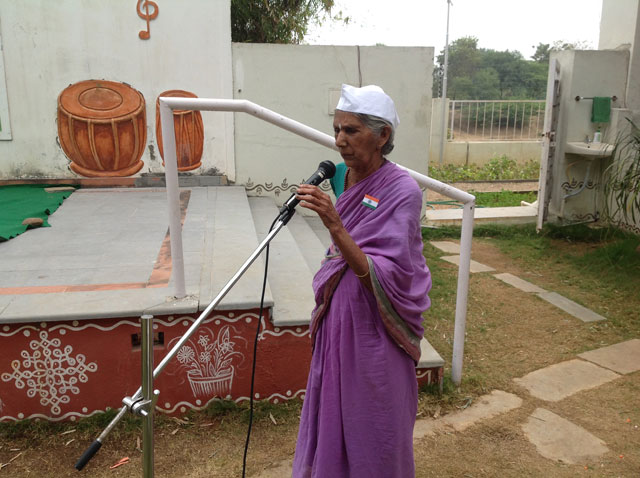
(296, 184, 372, 290)
(295, 184, 343, 234)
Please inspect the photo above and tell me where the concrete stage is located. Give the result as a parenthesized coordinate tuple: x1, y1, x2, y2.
(0, 187, 443, 422)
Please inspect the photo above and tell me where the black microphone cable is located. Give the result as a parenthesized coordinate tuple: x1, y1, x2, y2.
(241, 162, 334, 475)
(242, 214, 279, 478)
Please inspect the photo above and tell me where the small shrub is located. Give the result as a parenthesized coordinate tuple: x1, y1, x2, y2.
(204, 398, 240, 418)
(429, 156, 539, 182)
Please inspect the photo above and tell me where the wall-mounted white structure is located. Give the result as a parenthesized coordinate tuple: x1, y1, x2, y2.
(538, 0, 640, 233)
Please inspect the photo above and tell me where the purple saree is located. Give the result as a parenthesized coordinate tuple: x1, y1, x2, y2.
(292, 161, 432, 478)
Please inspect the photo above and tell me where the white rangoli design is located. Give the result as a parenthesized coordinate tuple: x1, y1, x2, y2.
(1, 330, 98, 415)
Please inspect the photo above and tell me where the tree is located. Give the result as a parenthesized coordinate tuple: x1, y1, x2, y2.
(433, 36, 482, 99)
(531, 40, 593, 63)
(531, 43, 551, 64)
(231, 0, 336, 44)
(471, 68, 501, 100)
(434, 37, 560, 100)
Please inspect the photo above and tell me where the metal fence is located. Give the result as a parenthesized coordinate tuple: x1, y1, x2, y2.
(449, 100, 545, 142)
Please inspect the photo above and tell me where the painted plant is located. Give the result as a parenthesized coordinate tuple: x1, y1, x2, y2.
(172, 325, 246, 398)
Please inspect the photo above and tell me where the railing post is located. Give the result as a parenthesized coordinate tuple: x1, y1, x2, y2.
(159, 99, 186, 299)
(451, 201, 475, 385)
(140, 314, 155, 478)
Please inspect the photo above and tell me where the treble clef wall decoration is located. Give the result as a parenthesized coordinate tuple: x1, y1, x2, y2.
(137, 0, 159, 40)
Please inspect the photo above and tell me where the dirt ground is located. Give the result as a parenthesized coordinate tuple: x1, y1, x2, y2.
(1, 236, 639, 477)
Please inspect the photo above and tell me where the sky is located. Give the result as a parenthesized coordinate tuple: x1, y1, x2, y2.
(305, 0, 604, 60)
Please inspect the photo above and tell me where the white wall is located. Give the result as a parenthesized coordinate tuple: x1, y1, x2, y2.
(231, 44, 433, 200)
(600, 0, 640, 111)
(599, 0, 639, 50)
(0, 0, 234, 179)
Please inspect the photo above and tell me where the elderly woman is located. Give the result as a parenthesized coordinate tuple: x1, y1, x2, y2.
(291, 84, 432, 477)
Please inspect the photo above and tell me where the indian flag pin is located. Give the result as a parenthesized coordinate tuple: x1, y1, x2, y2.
(362, 194, 379, 210)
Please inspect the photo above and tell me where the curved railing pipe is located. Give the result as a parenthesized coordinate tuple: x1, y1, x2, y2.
(159, 97, 475, 384)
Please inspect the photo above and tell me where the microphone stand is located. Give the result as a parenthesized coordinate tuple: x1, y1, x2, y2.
(75, 206, 298, 474)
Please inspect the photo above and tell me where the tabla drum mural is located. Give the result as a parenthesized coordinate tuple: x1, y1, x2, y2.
(57, 80, 146, 177)
(155, 90, 204, 171)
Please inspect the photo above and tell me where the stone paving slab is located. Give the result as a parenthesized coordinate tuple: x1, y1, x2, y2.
(578, 339, 640, 374)
(202, 187, 274, 311)
(537, 291, 607, 322)
(303, 215, 331, 249)
(0, 287, 199, 323)
(493, 272, 546, 293)
(440, 255, 496, 273)
(424, 205, 537, 227)
(418, 337, 445, 368)
(522, 408, 609, 464)
(514, 359, 620, 402)
(248, 197, 316, 326)
(429, 241, 461, 254)
(413, 390, 522, 440)
(283, 208, 327, 275)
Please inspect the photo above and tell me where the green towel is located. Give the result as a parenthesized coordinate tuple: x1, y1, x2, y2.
(591, 96, 611, 123)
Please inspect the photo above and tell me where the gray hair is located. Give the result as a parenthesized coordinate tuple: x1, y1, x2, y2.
(353, 113, 396, 155)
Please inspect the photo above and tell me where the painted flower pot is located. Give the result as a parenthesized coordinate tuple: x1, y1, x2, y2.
(57, 80, 146, 177)
(187, 368, 234, 398)
(155, 90, 204, 172)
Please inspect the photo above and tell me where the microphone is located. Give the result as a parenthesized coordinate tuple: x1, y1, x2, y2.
(278, 160, 336, 224)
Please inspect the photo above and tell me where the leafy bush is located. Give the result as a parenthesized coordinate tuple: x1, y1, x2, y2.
(429, 156, 539, 182)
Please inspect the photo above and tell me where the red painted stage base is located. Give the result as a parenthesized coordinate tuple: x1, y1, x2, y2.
(0, 311, 442, 422)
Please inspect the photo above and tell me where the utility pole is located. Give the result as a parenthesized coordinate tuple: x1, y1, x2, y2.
(439, 0, 452, 165)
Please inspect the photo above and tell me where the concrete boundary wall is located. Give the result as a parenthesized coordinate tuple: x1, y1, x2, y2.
(441, 141, 542, 166)
(232, 44, 433, 200)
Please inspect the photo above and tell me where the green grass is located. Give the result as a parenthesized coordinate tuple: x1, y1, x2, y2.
(202, 398, 302, 425)
(0, 407, 149, 443)
(422, 242, 458, 325)
(419, 222, 640, 402)
(471, 190, 537, 207)
(421, 222, 640, 322)
(427, 190, 538, 209)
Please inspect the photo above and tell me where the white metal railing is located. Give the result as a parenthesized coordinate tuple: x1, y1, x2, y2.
(159, 97, 475, 385)
(449, 100, 545, 142)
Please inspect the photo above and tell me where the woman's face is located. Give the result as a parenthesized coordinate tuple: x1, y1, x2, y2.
(333, 110, 389, 172)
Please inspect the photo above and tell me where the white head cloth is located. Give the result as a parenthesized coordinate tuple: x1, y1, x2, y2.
(336, 84, 400, 131)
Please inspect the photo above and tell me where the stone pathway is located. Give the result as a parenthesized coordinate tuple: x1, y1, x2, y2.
(411, 337, 639, 467)
(420, 241, 637, 465)
(431, 240, 607, 323)
(254, 242, 639, 476)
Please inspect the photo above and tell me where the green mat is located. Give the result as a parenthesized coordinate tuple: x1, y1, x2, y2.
(0, 184, 76, 241)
